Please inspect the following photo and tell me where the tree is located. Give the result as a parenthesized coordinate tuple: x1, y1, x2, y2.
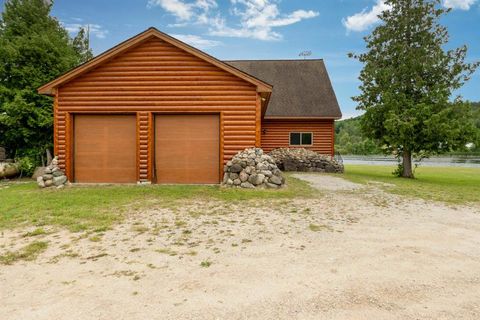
(73, 26, 94, 64)
(0, 0, 85, 165)
(350, 0, 478, 178)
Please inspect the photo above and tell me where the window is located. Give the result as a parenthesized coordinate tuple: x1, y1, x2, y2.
(289, 132, 313, 146)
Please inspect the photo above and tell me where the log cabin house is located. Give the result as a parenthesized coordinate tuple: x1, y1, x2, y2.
(38, 27, 342, 184)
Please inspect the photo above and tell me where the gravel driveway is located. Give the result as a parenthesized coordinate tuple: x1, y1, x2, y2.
(1, 173, 480, 320)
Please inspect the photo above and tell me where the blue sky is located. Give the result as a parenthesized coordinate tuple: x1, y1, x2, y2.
(3, 0, 479, 118)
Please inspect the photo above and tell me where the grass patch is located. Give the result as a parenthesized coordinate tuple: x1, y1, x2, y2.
(22, 228, 47, 237)
(156, 248, 178, 256)
(88, 235, 102, 242)
(0, 241, 48, 265)
(309, 223, 333, 232)
(0, 174, 315, 231)
(200, 259, 212, 268)
(343, 165, 480, 204)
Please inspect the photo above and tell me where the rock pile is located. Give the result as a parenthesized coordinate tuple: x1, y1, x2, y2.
(269, 148, 344, 173)
(36, 157, 68, 188)
(223, 148, 285, 189)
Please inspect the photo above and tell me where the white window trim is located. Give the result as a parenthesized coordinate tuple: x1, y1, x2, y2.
(289, 132, 313, 146)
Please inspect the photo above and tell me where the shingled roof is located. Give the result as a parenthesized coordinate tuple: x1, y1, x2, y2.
(225, 59, 342, 119)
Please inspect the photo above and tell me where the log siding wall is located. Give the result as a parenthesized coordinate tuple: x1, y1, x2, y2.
(55, 37, 258, 182)
(261, 119, 335, 156)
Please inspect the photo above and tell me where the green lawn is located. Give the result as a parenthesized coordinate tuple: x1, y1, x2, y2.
(1, 166, 478, 232)
(343, 165, 480, 204)
(0, 175, 314, 232)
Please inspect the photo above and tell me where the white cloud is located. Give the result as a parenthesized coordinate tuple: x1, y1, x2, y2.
(443, 0, 477, 10)
(210, 0, 318, 40)
(342, 0, 391, 32)
(148, 0, 217, 20)
(149, 0, 318, 41)
(148, 0, 195, 20)
(63, 23, 109, 39)
(171, 34, 221, 48)
(343, 0, 478, 33)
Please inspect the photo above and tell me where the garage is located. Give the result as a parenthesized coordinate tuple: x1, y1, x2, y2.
(74, 115, 137, 183)
(39, 28, 272, 184)
(155, 115, 219, 184)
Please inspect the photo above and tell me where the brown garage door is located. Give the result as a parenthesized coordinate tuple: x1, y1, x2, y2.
(74, 115, 137, 183)
(155, 114, 219, 184)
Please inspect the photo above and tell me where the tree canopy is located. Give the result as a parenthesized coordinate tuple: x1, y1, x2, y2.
(350, 0, 478, 177)
(0, 0, 92, 166)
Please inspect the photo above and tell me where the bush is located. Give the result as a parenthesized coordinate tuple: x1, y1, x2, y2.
(16, 156, 36, 177)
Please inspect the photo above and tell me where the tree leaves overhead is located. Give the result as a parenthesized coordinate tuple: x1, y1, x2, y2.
(0, 0, 93, 162)
(350, 0, 479, 177)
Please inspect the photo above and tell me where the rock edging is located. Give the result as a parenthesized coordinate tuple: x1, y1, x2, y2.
(222, 148, 285, 189)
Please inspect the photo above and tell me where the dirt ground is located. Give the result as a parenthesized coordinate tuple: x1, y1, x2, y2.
(1, 174, 480, 320)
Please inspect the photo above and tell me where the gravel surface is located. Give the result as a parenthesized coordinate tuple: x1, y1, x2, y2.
(1, 173, 479, 320)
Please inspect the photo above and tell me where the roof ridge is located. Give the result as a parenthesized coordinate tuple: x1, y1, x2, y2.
(224, 59, 325, 62)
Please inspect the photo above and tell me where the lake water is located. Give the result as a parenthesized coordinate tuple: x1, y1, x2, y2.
(341, 155, 480, 168)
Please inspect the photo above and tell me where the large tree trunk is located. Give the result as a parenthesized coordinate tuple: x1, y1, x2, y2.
(402, 149, 414, 178)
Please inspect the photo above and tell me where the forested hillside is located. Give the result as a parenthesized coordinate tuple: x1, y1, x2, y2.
(334, 117, 382, 155)
(335, 102, 480, 155)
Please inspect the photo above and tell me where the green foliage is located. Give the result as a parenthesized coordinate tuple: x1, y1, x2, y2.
(470, 102, 480, 151)
(16, 154, 36, 177)
(336, 104, 480, 155)
(72, 27, 94, 64)
(350, 0, 479, 177)
(392, 163, 404, 177)
(0, 0, 90, 164)
(200, 259, 212, 268)
(335, 117, 383, 155)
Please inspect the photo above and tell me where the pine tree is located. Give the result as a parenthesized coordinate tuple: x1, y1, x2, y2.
(350, 0, 478, 178)
(0, 0, 85, 165)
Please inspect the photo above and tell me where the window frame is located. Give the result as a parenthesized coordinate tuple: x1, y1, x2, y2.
(289, 132, 313, 146)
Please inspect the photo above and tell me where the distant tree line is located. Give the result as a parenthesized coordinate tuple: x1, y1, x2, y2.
(334, 116, 382, 155)
(335, 101, 480, 155)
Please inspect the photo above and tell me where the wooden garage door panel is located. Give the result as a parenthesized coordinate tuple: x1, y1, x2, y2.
(155, 115, 219, 184)
(74, 115, 137, 183)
